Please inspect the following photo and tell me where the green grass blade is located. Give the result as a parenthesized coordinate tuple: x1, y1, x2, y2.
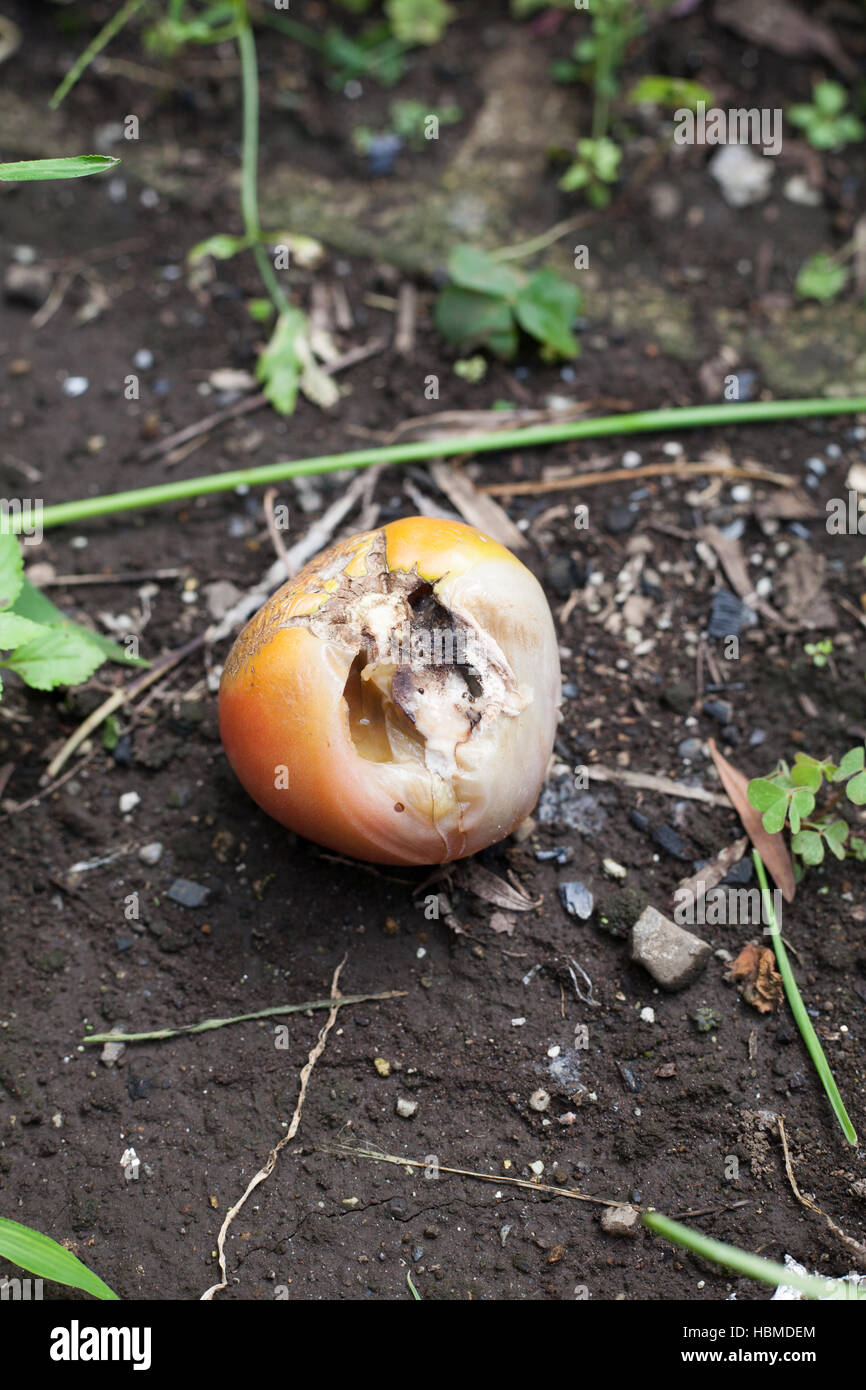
(50, 0, 145, 109)
(0, 156, 119, 182)
(643, 1211, 865, 1299)
(0, 1216, 119, 1300)
(7, 398, 866, 535)
(753, 851, 857, 1144)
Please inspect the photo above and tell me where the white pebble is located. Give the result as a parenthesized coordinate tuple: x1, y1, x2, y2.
(511, 1017, 526, 1027)
(119, 792, 140, 814)
(62, 376, 89, 397)
(640, 1006, 655, 1023)
(529, 1160, 544, 1176)
(622, 450, 642, 468)
(731, 484, 752, 503)
(529, 1089, 550, 1112)
(396, 1097, 418, 1118)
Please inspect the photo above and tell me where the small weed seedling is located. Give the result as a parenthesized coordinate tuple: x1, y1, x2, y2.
(787, 80, 864, 151)
(0, 532, 142, 700)
(434, 245, 581, 360)
(748, 747, 866, 871)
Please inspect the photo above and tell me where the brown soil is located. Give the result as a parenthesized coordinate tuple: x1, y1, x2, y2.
(0, 0, 864, 1302)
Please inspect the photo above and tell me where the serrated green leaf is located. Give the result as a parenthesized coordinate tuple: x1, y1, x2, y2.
(0, 611, 46, 651)
(447, 246, 522, 300)
(5, 628, 107, 691)
(747, 778, 787, 813)
(846, 770, 866, 805)
(513, 269, 581, 359)
(0, 155, 119, 182)
(0, 1216, 118, 1300)
(791, 830, 825, 865)
(433, 286, 518, 356)
(11, 577, 146, 667)
(0, 530, 24, 610)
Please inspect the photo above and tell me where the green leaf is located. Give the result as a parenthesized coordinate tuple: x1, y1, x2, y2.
(0, 530, 24, 610)
(762, 800, 789, 835)
(447, 245, 522, 299)
(4, 627, 107, 691)
(514, 269, 581, 359)
(0, 155, 119, 182)
(747, 778, 787, 813)
(384, 0, 454, 45)
(434, 286, 518, 356)
(813, 81, 847, 117)
(187, 233, 251, 264)
(11, 577, 145, 667)
(789, 786, 816, 832)
(256, 308, 305, 415)
(0, 1216, 118, 1300)
(823, 820, 850, 860)
(846, 770, 866, 805)
(628, 76, 713, 111)
(834, 746, 865, 781)
(0, 611, 46, 651)
(791, 830, 824, 865)
(795, 253, 848, 304)
(791, 761, 822, 793)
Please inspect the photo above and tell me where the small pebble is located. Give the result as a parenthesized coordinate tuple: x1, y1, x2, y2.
(118, 791, 140, 814)
(529, 1160, 545, 1176)
(529, 1089, 550, 1113)
(62, 376, 89, 398)
(601, 1205, 641, 1238)
(396, 1096, 418, 1118)
(558, 880, 594, 919)
(640, 1007, 655, 1023)
(602, 858, 627, 881)
(133, 348, 154, 370)
(166, 878, 210, 908)
(138, 842, 164, 866)
(621, 450, 642, 468)
(731, 483, 752, 503)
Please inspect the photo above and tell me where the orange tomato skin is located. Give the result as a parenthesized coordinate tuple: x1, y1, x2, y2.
(219, 517, 560, 865)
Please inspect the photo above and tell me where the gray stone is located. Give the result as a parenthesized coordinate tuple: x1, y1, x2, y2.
(631, 906, 711, 991)
(558, 881, 594, 920)
(600, 1204, 642, 1238)
(167, 878, 210, 908)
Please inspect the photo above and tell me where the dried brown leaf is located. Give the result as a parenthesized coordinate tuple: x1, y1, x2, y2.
(462, 862, 540, 911)
(707, 739, 795, 902)
(714, 0, 856, 78)
(726, 942, 784, 1013)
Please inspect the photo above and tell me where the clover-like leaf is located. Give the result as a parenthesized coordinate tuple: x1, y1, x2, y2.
(823, 820, 850, 860)
(747, 778, 787, 813)
(833, 746, 865, 781)
(791, 830, 825, 865)
(788, 787, 816, 836)
(791, 761, 822, 793)
(846, 770, 866, 806)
